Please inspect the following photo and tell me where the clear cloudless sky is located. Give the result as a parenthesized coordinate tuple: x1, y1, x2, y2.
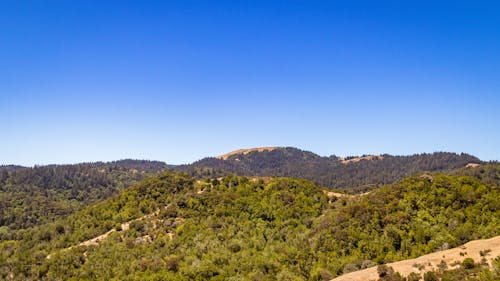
(1, 0, 499, 166)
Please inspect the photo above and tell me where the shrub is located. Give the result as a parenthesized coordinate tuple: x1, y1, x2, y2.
(165, 255, 181, 272)
(228, 243, 241, 253)
(407, 272, 421, 281)
(462, 258, 475, 269)
(377, 265, 394, 277)
(423, 271, 438, 281)
(479, 249, 492, 257)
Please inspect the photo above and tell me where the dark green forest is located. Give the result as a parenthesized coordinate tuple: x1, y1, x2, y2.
(176, 147, 481, 192)
(0, 163, 498, 280)
(0, 148, 477, 232)
(0, 160, 168, 229)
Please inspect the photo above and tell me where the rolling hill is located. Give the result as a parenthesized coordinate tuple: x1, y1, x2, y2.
(0, 163, 498, 280)
(176, 147, 481, 192)
(0, 160, 170, 229)
(0, 148, 481, 231)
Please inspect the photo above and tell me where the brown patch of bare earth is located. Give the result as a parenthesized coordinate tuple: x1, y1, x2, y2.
(217, 147, 278, 160)
(331, 235, 500, 281)
(340, 155, 384, 164)
(324, 191, 370, 198)
(47, 209, 175, 259)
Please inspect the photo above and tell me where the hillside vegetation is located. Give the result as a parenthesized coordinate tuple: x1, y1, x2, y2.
(0, 148, 478, 232)
(332, 235, 500, 281)
(0, 164, 498, 280)
(176, 147, 480, 192)
(0, 160, 168, 229)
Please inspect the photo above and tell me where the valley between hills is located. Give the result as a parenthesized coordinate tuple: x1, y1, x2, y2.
(0, 147, 498, 280)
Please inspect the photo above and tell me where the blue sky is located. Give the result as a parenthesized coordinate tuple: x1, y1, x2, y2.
(1, 0, 499, 165)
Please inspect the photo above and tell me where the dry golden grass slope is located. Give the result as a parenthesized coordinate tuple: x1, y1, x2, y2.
(217, 147, 278, 160)
(340, 155, 384, 164)
(331, 235, 500, 281)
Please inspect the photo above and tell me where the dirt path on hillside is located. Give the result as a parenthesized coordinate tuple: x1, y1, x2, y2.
(331, 235, 500, 281)
(77, 221, 131, 247)
(75, 210, 162, 248)
(47, 209, 166, 259)
(325, 191, 370, 198)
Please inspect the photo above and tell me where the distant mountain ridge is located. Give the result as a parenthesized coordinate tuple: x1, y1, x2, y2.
(1, 148, 482, 194)
(0, 165, 25, 172)
(176, 147, 481, 191)
(1, 159, 172, 172)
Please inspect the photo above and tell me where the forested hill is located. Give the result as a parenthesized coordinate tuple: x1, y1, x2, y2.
(175, 147, 481, 192)
(95, 159, 173, 171)
(0, 150, 480, 230)
(0, 160, 169, 229)
(0, 165, 25, 172)
(1, 165, 498, 280)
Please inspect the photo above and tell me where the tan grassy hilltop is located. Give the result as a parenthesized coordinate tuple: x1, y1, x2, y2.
(339, 155, 384, 164)
(216, 147, 278, 160)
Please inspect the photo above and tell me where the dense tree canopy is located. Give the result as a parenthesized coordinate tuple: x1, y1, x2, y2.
(176, 147, 481, 192)
(0, 149, 478, 232)
(0, 160, 168, 229)
(0, 165, 498, 280)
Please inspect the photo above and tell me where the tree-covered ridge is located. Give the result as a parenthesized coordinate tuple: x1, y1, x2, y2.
(0, 168, 498, 280)
(0, 161, 169, 230)
(176, 147, 481, 192)
(0, 148, 481, 232)
(0, 165, 24, 172)
(452, 162, 500, 186)
(312, 173, 500, 275)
